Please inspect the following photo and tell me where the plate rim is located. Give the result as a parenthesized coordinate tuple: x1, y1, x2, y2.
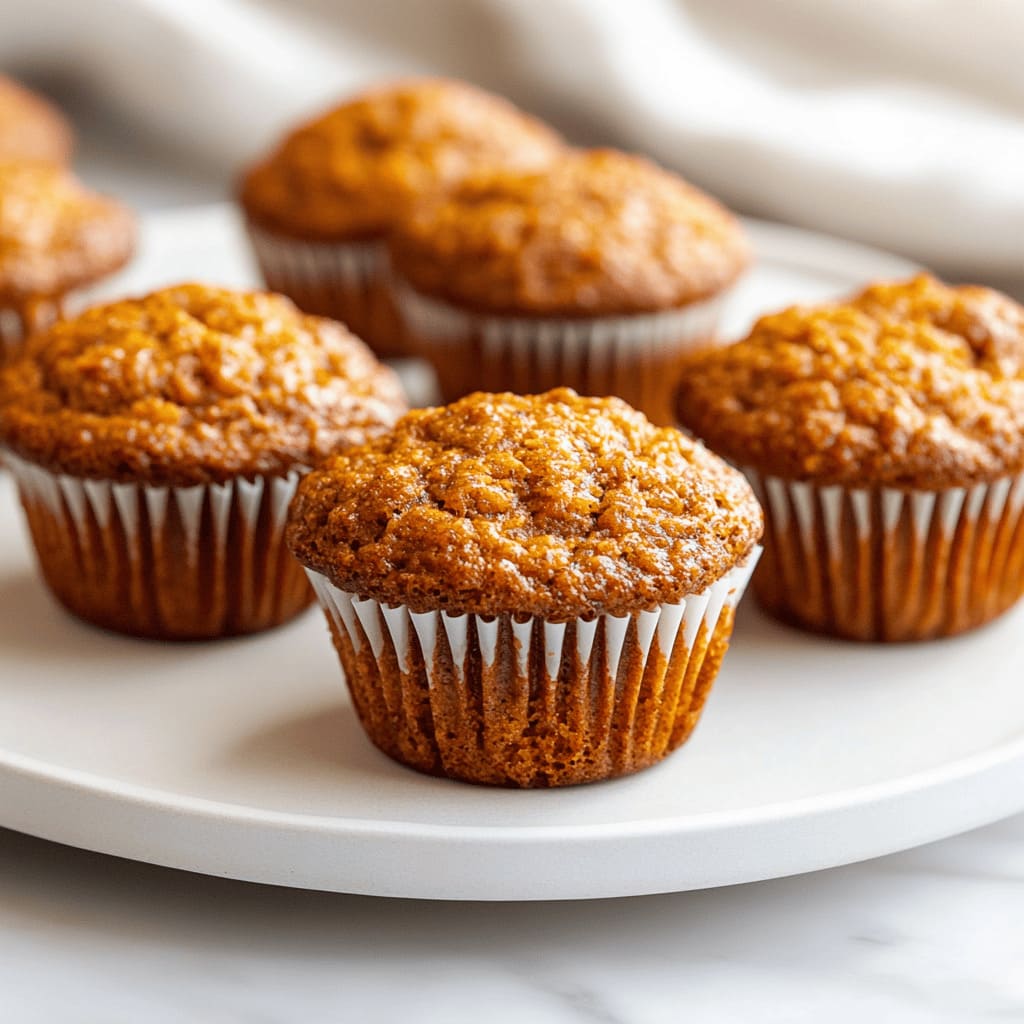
(1, 718, 1023, 841)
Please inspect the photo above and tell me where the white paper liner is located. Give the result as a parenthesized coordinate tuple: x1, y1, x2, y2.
(306, 550, 759, 786)
(244, 224, 407, 357)
(746, 469, 1024, 640)
(0, 299, 61, 362)
(0, 309, 23, 354)
(391, 273, 727, 424)
(247, 225, 384, 292)
(5, 452, 310, 638)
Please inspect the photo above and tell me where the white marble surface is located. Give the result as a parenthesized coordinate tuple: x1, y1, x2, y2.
(1, 86, 1022, 1023)
(0, 818, 1021, 1023)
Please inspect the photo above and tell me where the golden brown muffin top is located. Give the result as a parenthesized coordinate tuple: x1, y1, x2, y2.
(0, 76, 73, 164)
(388, 148, 749, 317)
(287, 388, 762, 619)
(238, 78, 563, 242)
(0, 283, 407, 486)
(0, 160, 136, 302)
(675, 275, 1024, 489)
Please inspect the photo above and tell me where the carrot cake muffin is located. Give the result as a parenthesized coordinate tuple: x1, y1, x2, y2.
(389, 147, 749, 425)
(0, 160, 135, 357)
(238, 78, 563, 357)
(675, 273, 1024, 641)
(0, 283, 407, 639)
(288, 387, 762, 787)
(0, 75, 73, 164)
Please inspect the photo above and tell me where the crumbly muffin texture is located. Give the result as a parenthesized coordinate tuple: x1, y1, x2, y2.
(239, 78, 562, 241)
(0, 284, 407, 484)
(675, 275, 1024, 488)
(288, 388, 762, 619)
(388, 148, 749, 317)
(0, 76, 73, 164)
(0, 160, 135, 301)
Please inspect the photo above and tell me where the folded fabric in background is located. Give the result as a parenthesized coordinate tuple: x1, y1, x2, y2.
(2, 0, 1022, 283)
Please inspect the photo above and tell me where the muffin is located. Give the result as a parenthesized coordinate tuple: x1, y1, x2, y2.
(675, 274, 1024, 642)
(0, 75, 73, 164)
(238, 78, 563, 358)
(287, 388, 762, 787)
(389, 148, 749, 425)
(0, 160, 135, 358)
(0, 283, 407, 640)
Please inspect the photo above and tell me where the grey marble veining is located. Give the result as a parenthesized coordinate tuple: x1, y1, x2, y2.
(0, 818, 1021, 1023)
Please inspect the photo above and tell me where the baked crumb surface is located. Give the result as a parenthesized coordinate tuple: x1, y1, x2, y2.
(0, 160, 135, 301)
(0, 283, 407, 484)
(675, 275, 1024, 488)
(388, 148, 749, 317)
(288, 387, 762, 619)
(239, 78, 562, 241)
(0, 76, 73, 164)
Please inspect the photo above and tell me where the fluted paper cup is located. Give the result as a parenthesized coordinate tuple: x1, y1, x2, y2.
(393, 274, 728, 426)
(746, 470, 1024, 641)
(245, 223, 407, 358)
(5, 452, 312, 639)
(306, 552, 759, 787)
(0, 298, 62, 364)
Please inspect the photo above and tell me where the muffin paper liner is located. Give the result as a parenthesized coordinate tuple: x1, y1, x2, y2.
(306, 551, 759, 787)
(393, 274, 727, 425)
(0, 299, 61, 363)
(245, 224, 407, 357)
(4, 452, 311, 639)
(746, 470, 1024, 641)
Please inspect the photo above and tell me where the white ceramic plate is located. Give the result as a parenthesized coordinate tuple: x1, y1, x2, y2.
(3, 205, 1023, 902)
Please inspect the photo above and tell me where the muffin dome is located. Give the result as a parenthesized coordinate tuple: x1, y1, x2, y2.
(287, 388, 762, 619)
(239, 78, 563, 241)
(0, 160, 135, 302)
(675, 274, 1024, 489)
(0, 76, 73, 164)
(0, 283, 407, 484)
(388, 148, 749, 317)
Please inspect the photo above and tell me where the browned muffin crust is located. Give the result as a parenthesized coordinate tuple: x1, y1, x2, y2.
(0, 283, 407, 485)
(675, 275, 1024, 489)
(239, 78, 563, 242)
(287, 388, 762, 619)
(388, 148, 749, 317)
(0, 160, 135, 301)
(0, 76, 73, 164)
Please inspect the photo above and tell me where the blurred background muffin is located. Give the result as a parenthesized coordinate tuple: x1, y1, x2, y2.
(675, 274, 1024, 642)
(238, 78, 563, 359)
(288, 387, 761, 787)
(0, 73, 73, 164)
(0, 159, 135, 358)
(389, 148, 748, 425)
(0, 283, 407, 640)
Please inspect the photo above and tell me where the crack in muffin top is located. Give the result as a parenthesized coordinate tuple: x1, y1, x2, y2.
(0, 160, 135, 301)
(675, 275, 1024, 488)
(287, 388, 762, 619)
(0, 283, 408, 485)
(0, 76, 73, 164)
(239, 78, 563, 241)
(387, 148, 749, 317)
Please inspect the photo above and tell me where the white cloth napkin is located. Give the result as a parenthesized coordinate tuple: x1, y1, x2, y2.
(3, 0, 1023, 279)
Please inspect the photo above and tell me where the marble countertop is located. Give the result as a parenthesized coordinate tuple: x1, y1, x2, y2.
(1, 102, 1022, 1024)
(1, 817, 1021, 1023)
